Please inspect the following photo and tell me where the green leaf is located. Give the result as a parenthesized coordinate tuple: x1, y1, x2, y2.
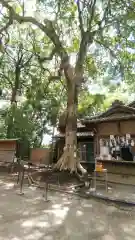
(85, 55, 97, 76)
(73, 37, 79, 50)
(126, 11, 135, 20)
(13, 3, 22, 14)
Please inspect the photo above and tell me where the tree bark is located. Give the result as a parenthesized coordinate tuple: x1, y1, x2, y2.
(49, 126, 56, 164)
(55, 73, 86, 175)
(7, 66, 20, 138)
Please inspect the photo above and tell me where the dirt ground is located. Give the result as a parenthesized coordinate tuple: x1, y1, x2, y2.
(0, 174, 135, 240)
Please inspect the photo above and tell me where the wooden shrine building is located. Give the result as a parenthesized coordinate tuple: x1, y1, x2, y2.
(54, 100, 135, 185)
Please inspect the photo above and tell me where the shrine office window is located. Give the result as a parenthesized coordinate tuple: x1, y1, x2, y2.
(78, 143, 87, 162)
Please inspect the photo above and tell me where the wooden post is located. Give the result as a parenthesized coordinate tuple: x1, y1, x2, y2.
(17, 168, 25, 195)
(16, 170, 20, 185)
(43, 182, 50, 202)
(14, 159, 21, 187)
(17, 160, 25, 195)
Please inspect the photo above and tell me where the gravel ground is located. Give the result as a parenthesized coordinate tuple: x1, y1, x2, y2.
(0, 175, 135, 240)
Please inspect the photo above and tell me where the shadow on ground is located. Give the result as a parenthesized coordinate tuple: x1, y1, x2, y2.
(0, 174, 135, 240)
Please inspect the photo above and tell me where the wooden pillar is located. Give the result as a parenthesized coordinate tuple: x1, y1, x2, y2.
(94, 125, 99, 157)
(94, 136, 96, 158)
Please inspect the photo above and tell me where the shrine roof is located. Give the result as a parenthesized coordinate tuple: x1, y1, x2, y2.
(82, 100, 135, 124)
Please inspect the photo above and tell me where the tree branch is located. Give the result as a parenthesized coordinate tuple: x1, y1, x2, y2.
(76, 0, 84, 37)
(75, 31, 93, 78)
(95, 39, 117, 59)
(22, 54, 33, 68)
(75, 1, 97, 79)
(4, 47, 16, 63)
(88, 0, 97, 29)
(0, 0, 68, 61)
(95, 38, 124, 76)
(97, 0, 111, 32)
(75, 0, 112, 80)
(38, 66, 61, 81)
(0, 72, 13, 87)
(0, 15, 13, 34)
(17, 46, 23, 65)
(37, 47, 57, 63)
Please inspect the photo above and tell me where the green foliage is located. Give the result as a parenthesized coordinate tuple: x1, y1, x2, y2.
(78, 90, 105, 117)
(5, 105, 35, 141)
(0, 22, 66, 146)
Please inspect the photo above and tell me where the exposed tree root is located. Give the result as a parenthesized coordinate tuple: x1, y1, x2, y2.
(54, 149, 87, 176)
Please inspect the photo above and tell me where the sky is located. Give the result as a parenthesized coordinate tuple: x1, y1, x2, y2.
(43, 134, 52, 145)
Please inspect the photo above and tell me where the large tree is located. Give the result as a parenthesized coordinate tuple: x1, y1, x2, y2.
(0, 0, 134, 173)
(0, 27, 34, 137)
(0, 22, 66, 144)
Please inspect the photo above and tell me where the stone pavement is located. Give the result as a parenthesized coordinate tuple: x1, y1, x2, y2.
(90, 183, 135, 205)
(48, 181, 135, 206)
(0, 174, 135, 239)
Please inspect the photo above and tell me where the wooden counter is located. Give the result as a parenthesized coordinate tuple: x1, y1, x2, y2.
(97, 159, 135, 185)
(98, 159, 135, 165)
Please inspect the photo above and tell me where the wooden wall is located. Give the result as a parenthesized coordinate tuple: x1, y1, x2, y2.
(0, 140, 16, 151)
(98, 122, 118, 135)
(0, 140, 16, 163)
(30, 148, 50, 165)
(120, 121, 135, 134)
(97, 120, 135, 136)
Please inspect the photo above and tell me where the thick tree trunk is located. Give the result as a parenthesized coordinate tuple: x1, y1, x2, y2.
(55, 76, 86, 175)
(7, 115, 14, 138)
(49, 126, 56, 164)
